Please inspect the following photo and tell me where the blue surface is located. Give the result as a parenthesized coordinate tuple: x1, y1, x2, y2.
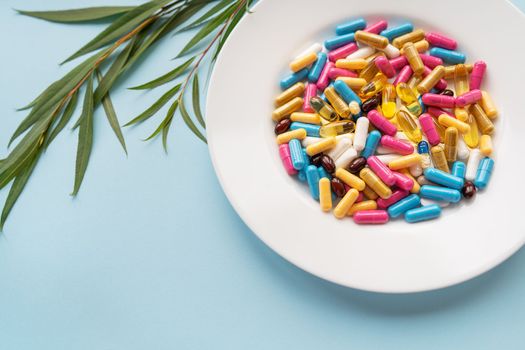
(1, 1, 525, 349)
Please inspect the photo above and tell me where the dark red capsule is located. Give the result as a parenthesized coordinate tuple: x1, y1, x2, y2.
(362, 93, 381, 113)
(274, 118, 291, 135)
(331, 177, 347, 198)
(347, 156, 367, 173)
(321, 155, 336, 173)
(462, 181, 476, 199)
(439, 89, 454, 97)
(311, 153, 324, 167)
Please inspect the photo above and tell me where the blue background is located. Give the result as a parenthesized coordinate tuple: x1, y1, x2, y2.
(1, 1, 525, 348)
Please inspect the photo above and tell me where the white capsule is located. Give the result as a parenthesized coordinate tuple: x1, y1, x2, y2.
(353, 117, 369, 152)
(294, 43, 323, 59)
(417, 175, 435, 186)
(336, 133, 354, 145)
(335, 147, 358, 169)
(301, 136, 322, 147)
(381, 44, 400, 58)
(457, 138, 470, 160)
(346, 46, 376, 60)
(420, 197, 450, 208)
(376, 154, 402, 165)
(409, 162, 423, 177)
(395, 132, 411, 142)
(465, 149, 482, 181)
(327, 137, 352, 160)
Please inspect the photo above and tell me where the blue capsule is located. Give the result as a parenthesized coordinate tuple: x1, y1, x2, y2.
(335, 18, 367, 35)
(474, 157, 494, 190)
(404, 204, 442, 223)
(451, 161, 466, 179)
(424, 168, 464, 190)
(429, 48, 466, 64)
(308, 52, 327, 83)
(290, 122, 320, 137)
(288, 139, 304, 170)
(324, 33, 355, 50)
(361, 130, 382, 158)
(417, 140, 430, 154)
(420, 185, 461, 203)
(298, 149, 310, 181)
(380, 22, 414, 41)
(280, 68, 309, 90)
(387, 194, 421, 218)
(333, 80, 362, 105)
(306, 165, 320, 200)
(318, 166, 331, 180)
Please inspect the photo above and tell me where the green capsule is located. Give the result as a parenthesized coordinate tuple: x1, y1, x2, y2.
(310, 96, 337, 122)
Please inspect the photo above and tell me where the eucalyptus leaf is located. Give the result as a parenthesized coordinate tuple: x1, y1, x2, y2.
(124, 83, 181, 126)
(144, 100, 178, 151)
(192, 73, 205, 128)
(17, 6, 134, 23)
(179, 98, 206, 143)
(177, 0, 235, 32)
(129, 57, 194, 90)
(46, 90, 79, 146)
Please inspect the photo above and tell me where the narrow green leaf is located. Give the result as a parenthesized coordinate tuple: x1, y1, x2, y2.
(179, 98, 207, 143)
(46, 90, 79, 146)
(96, 69, 127, 154)
(177, 0, 235, 32)
(144, 100, 178, 151)
(162, 118, 173, 151)
(191, 73, 205, 128)
(129, 57, 194, 90)
(17, 6, 134, 23)
(72, 74, 95, 196)
(124, 83, 181, 126)
(213, 5, 245, 60)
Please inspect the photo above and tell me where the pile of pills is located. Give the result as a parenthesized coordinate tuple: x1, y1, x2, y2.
(273, 18, 497, 224)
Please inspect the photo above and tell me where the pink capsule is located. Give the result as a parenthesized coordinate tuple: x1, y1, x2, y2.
(316, 62, 334, 90)
(427, 106, 453, 118)
(389, 56, 408, 71)
(393, 65, 412, 86)
(328, 67, 357, 80)
(392, 172, 414, 191)
(380, 135, 414, 155)
(469, 60, 487, 90)
(302, 83, 317, 113)
(455, 89, 482, 107)
(374, 56, 396, 78)
(423, 66, 447, 90)
(353, 210, 389, 224)
(356, 191, 364, 203)
(419, 113, 441, 146)
(364, 20, 388, 34)
(367, 110, 398, 136)
(328, 42, 358, 62)
(419, 54, 443, 68)
(377, 189, 409, 209)
(279, 144, 297, 175)
(425, 32, 457, 50)
(422, 93, 455, 108)
(367, 156, 396, 186)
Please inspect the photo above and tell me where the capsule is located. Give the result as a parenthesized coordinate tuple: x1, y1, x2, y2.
(275, 82, 305, 106)
(333, 188, 359, 219)
(430, 145, 449, 172)
(324, 33, 356, 51)
(400, 169, 421, 193)
(380, 135, 414, 155)
(301, 83, 317, 113)
(354, 30, 388, 49)
(463, 114, 480, 147)
(444, 127, 459, 162)
(334, 147, 358, 169)
(376, 189, 409, 209)
(403, 42, 424, 76)
(393, 65, 413, 86)
(374, 56, 396, 78)
(462, 181, 476, 199)
(367, 156, 396, 186)
(348, 46, 376, 61)
(319, 178, 333, 211)
(425, 32, 457, 50)
(392, 29, 425, 48)
(353, 210, 389, 224)
(290, 51, 317, 73)
(347, 200, 378, 216)
(326, 137, 352, 161)
(362, 94, 381, 113)
(278, 144, 297, 175)
(380, 22, 414, 41)
(305, 165, 321, 200)
(480, 135, 493, 156)
(454, 107, 469, 122)
(469, 60, 487, 90)
(316, 61, 334, 90)
(290, 122, 321, 137)
(272, 97, 304, 121)
(335, 58, 366, 70)
(367, 110, 398, 136)
(404, 204, 442, 223)
(469, 103, 494, 135)
(429, 47, 466, 64)
(335, 78, 367, 92)
(361, 130, 381, 158)
(424, 167, 464, 190)
(319, 120, 355, 137)
(422, 93, 455, 108)
(396, 82, 418, 105)
(359, 73, 387, 99)
(358, 59, 380, 82)
(274, 118, 291, 135)
(420, 185, 461, 203)
(466, 149, 483, 181)
(451, 161, 466, 179)
(387, 194, 421, 218)
(395, 110, 422, 143)
(438, 114, 470, 134)
(390, 56, 408, 70)
(418, 113, 440, 146)
(388, 154, 422, 170)
(382, 44, 401, 59)
(308, 52, 328, 83)
(324, 86, 351, 118)
(456, 89, 482, 107)
(393, 171, 415, 191)
(380, 83, 397, 119)
(305, 136, 336, 156)
(310, 96, 337, 122)
(364, 20, 388, 35)
(336, 18, 367, 35)
(359, 168, 392, 199)
(480, 91, 498, 119)
(417, 65, 445, 94)
(333, 80, 362, 105)
(328, 42, 359, 62)
(474, 157, 494, 190)
(289, 139, 305, 170)
(328, 67, 357, 80)
(280, 68, 309, 90)
(400, 39, 429, 54)
(457, 138, 470, 160)
(290, 112, 321, 125)
(318, 166, 331, 180)
(276, 128, 307, 145)
(444, 64, 473, 79)
(417, 141, 432, 169)
(420, 54, 443, 68)
(335, 168, 366, 191)
(353, 117, 369, 152)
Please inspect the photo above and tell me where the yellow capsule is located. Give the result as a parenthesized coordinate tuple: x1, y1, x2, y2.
(438, 114, 470, 134)
(276, 128, 307, 145)
(399, 39, 429, 54)
(396, 82, 418, 104)
(333, 188, 359, 219)
(388, 154, 422, 170)
(355, 30, 389, 49)
(359, 168, 392, 199)
(381, 83, 397, 119)
(480, 135, 493, 156)
(407, 101, 422, 116)
(347, 200, 377, 216)
(359, 60, 380, 82)
(430, 145, 450, 173)
(325, 86, 351, 118)
(463, 114, 480, 147)
(335, 58, 368, 70)
(480, 91, 498, 119)
(444, 127, 459, 162)
(272, 97, 303, 122)
(335, 168, 366, 191)
(396, 110, 422, 143)
(289, 51, 317, 72)
(319, 120, 355, 137)
(454, 107, 469, 122)
(319, 178, 333, 212)
(454, 64, 470, 96)
(362, 185, 379, 200)
(290, 112, 321, 125)
(365, 51, 386, 63)
(403, 42, 424, 76)
(431, 117, 446, 142)
(417, 65, 445, 94)
(393, 29, 425, 48)
(444, 64, 473, 79)
(399, 169, 421, 193)
(359, 73, 387, 99)
(310, 96, 337, 122)
(306, 136, 336, 156)
(275, 82, 305, 106)
(335, 77, 367, 89)
(407, 74, 422, 92)
(469, 103, 494, 135)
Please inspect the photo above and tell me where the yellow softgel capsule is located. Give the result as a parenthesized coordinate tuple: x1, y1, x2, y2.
(359, 168, 392, 199)
(480, 91, 498, 119)
(363, 185, 379, 200)
(395, 110, 422, 143)
(290, 112, 321, 125)
(463, 114, 480, 148)
(454, 107, 469, 122)
(310, 96, 337, 122)
(444, 64, 473, 79)
(469, 103, 494, 135)
(335, 168, 366, 191)
(358, 60, 380, 82)
(399, 169, 421, 193)
(347, 200, 377, 216)
(319, 120, 355, 137)
(407, 75, 422, 92)
(276, 128, 307, 145)
(325, 86, 351, 118)
(319, 178, 333, 212)
(272, 97, 303, 122)
(381, 83, 397, 119)
(454, 64, 470, 96)
(480, 134, 493, 156)
(396, 82, 418, 104)
(417, 65, 445, 94)
(388, 154, 422, 170)
(306, 136, 336, 156)
(275, 82, 305, 106)
(289, 51, 317, 72)
(402, 42, 424, 76)
(444, 127, 459, 162)
(430, 145, 450, 173)
(393, 29, 425, 48)
(335, 58, 367, 70)
(359, 73, 387, 99)
(438, 114, 470, 134)
(432, 117, 446, 142)
(336, 77, 368, 89)
(355, 30, 389, 49)
(333, 188, 359, 219)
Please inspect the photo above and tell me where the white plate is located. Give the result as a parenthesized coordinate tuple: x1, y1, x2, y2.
(207, 0, 525, 293)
